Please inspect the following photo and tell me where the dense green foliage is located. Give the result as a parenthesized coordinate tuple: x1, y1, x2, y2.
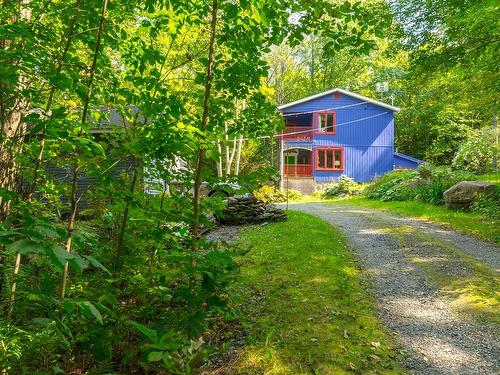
(364, 164, 476, 205)
(0, 0, 498, 372)
(0, 0, 390, 373)
(470, 188, 500, 219)
(320, 175, 361, 198)
(253, 185, 302, 203)
(453, 127, 500, 174)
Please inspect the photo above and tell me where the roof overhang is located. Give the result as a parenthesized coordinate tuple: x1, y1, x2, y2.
(394, 152, 423, 164)
(278, 88, 401, 113)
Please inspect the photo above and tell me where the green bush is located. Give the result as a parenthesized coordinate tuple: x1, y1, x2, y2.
(414, 166, 475, 204)
(470, 187, 500, 218)
(364, 164, 477, 205)
(253, 185, 302, 203)
(321, 175, 361, 198)
(453, 127, 500, 174)
(364, 170, 417, 201)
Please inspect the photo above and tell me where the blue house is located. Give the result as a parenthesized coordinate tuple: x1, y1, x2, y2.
(277, 88, 421, 193)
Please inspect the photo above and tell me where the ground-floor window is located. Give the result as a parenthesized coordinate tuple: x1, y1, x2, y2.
(315, 147, 344, 171)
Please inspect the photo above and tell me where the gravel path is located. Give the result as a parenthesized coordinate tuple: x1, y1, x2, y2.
(287, 202, 499, 375)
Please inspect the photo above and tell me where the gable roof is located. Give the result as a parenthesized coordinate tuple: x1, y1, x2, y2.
(278, 88, 401, 112)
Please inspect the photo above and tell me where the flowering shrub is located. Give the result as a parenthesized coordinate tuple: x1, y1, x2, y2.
(253, 185, 302, 203)
(453, 127, 500, 174)
(321, 175, 361, 198)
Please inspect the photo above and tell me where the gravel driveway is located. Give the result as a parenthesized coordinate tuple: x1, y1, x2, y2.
(287, 202, 499, 375)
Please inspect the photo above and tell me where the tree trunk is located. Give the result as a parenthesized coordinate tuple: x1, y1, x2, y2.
(115, 161, 139, 262)
(8, 0, 81, 318)
(216, 142, 223, 177)
(234, 134, 243, 175)
(60, 0, 108, 299)
(0, 2, 32, 218)
(191, 0, 218, 254)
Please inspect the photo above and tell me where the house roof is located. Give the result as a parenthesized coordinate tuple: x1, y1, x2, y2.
(394, 152, 423, 164)
(277, 88, 401, 113)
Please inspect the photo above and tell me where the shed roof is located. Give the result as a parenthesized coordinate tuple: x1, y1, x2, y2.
(394, 152, 423, 164)
(278, 88, 401, 112)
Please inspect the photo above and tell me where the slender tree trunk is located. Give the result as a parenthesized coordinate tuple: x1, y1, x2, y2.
(226, 137, 237, 175)
(7, 1, 81, 318)
(224, 122, 230, 173)
(191, 0, 218, 253)
(26, 0, 82, 200)
(60, 0, 108, 299)
(116, 162, 139, 261)
(216, 142, 223, 177)
(234, 134, 243, 175)
(0, 2, 32, 218)
(310, 36, 315, 92)
(234, 99, 245, 175)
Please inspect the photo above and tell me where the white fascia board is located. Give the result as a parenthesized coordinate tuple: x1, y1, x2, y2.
(277, 87, 401, 112)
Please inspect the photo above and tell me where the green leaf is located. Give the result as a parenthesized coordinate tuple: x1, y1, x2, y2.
(79, 302, 103, 324)
(68, 254, 90, 271)
(147, 351, 164, 362)
(63, 302, 76, 315)
(6, 24, 34, 39)
(129, 321, 158, 342)
(32, 317, 51, 326)
(82, 255, 110, 274)
(6, 239, 42, 255)
(48, 245, 74, 267)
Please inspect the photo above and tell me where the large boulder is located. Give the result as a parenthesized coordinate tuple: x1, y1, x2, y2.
(218, 194, 288, 224)
(443, 181, 496, 210)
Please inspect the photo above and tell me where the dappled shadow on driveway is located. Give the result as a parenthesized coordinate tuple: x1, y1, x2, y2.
(288, 202, 500, 375)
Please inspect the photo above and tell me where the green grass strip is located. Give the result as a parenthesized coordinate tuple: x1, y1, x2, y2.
(333, 197, 499, 244)
(228, 211, 403, 374)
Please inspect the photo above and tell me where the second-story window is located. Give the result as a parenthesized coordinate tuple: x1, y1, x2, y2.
(317, 111, 336, 134)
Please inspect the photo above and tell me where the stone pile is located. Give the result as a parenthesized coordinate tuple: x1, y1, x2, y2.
(219, 194, 287, 224)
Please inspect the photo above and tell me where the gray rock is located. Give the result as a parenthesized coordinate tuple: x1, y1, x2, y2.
(443, 181, 496, 210)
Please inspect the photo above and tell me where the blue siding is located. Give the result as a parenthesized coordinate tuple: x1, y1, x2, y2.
(282, 92, 395, 182)
(394, 152, 422, 169)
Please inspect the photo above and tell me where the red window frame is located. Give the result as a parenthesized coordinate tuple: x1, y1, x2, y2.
(315, 147, 344, 171)
(315, 111, 336, 135)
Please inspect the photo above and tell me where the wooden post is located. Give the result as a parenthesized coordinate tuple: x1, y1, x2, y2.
(280, 137, 284, 190)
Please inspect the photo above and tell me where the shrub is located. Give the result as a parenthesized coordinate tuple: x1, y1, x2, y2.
(413, 166, 475, 204)
(364, 165, 477, 205)
(253, 185, 302, 203)
(321, 175, 360, 198)
(453, 127, 500, 174)
(470, 187, 500, 218)
(364, 170, 417, 201)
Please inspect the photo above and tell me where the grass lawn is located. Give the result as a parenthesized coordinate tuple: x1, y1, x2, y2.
(333, 197, 499, 244)
(224, 211, 402, 374)
(476, 172, 500, 183)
